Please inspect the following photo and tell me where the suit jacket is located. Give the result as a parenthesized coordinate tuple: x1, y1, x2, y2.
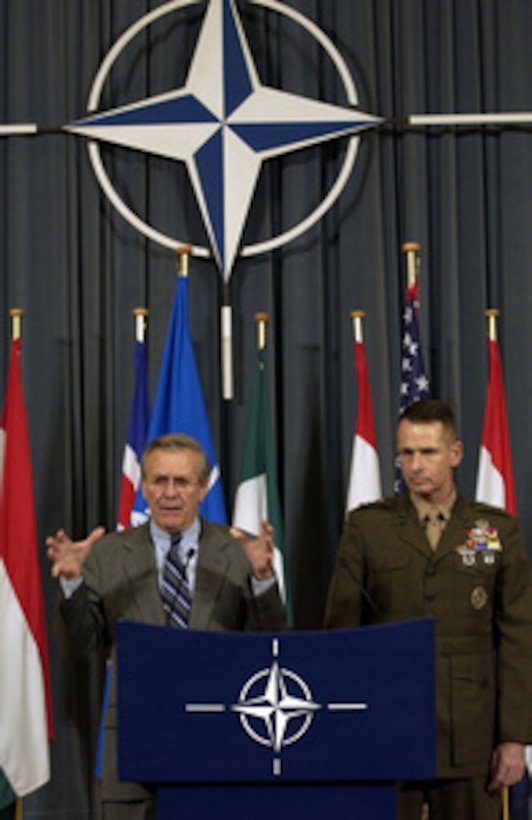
(324, 492, 532, 779)
(58, 519, 286, 802)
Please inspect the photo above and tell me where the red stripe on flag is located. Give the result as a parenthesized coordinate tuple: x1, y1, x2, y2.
(480, 338, 517, 515)
(354, 340, 378, 448)
(0, 338, 53, 736)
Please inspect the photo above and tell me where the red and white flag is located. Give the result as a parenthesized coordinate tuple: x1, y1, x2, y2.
(0, 338, 52, 800)
(475, 337, 516, 514)
(117, 339, 150, 529)
(346, 338, 382, 513)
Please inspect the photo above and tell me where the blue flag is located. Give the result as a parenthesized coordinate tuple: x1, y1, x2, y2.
(132, 277, 227, 524)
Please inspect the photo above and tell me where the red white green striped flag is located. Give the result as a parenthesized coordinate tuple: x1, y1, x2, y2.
(232, 345, 293, 624)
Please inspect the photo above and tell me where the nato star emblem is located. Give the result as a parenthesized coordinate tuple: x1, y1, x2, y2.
(63, 0, 381, 281)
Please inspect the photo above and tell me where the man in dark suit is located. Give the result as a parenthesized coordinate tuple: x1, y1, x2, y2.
(325, 399, 532, 820)
(47, 433, 286, 820)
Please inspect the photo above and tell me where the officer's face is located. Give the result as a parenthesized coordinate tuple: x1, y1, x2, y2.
(397, 420, 463, 505)
(141, 447, 209, 534)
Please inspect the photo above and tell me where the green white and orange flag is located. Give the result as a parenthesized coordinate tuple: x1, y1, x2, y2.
(0, 336, 52, 808)
(232, 336, 293, 625)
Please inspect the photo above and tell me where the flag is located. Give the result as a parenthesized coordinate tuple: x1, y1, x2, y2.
(96, 340, 151, 777)
(395, 279, 430, 493)
(475, 337, 529, 820)
(233, 344, 293, 624)
(0, 338, 52, 807)
(475, 337, 516, 514)
(117, 340, 151, 529)
(346, 338, 382, 512)
(132, 276, 227, 524)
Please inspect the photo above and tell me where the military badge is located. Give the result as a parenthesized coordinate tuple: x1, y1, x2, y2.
(466, 520, 502, 552)
(455, 544, 476, 566)
(456, 520, 502, 565)
(471, 585, 488, 610)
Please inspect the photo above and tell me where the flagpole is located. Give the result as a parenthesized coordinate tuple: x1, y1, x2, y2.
(255, 312, 268, 351)
(502, 786, 509, 820)
(133, 307, 148, 344)
(485, 308, 499, 343)
(9, 308, 23, 342)
(8, 311, 24, 820)
(402, 241, 421, 290)
(350, 309, 364, 344)
(485, 304, 509, 820)
(176, 244, 191, 279)
(222, 284, 233, 401)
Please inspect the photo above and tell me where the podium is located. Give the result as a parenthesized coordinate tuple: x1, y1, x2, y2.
(117, 618, 436, 819)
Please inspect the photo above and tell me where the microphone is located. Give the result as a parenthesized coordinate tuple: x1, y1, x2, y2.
(337, 556, 381, 617)
(183, 547, 195, 568)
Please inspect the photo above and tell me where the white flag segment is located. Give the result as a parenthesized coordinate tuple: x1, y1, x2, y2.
(232, 474, 286, 602)
(475, 446, 506, 510)
(346, 435, 382, 513)
(346, 339, 382, 513)
(0, 560, 50, 795)
(121, 442, 142, 494)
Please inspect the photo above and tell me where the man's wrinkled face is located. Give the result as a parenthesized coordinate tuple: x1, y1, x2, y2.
(141, 447, 208, 534)
(397, 419, 463, 505)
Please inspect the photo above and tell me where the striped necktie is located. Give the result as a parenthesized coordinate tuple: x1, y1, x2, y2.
(161, 533, 192, 629)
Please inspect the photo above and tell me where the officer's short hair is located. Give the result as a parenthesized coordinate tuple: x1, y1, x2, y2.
(399, 399, 457, 441)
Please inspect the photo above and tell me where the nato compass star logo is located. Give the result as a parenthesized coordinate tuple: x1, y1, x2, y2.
(4, 1, 529, 281)
(185, 637, 368, 776)
(63, 0, 381, 281)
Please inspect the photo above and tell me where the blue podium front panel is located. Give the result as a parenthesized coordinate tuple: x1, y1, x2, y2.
(117, 619, 436, 785)
(158, 783, 396, 820)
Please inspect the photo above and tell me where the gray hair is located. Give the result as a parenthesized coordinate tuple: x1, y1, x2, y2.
(140, 433, 210, 484)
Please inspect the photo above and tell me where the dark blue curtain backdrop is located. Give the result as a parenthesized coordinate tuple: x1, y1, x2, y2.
(1, 1, 532, 816)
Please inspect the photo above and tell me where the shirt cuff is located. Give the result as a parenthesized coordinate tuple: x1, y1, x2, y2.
(59, 575, 84, 599)
(251, 574, 276, 596)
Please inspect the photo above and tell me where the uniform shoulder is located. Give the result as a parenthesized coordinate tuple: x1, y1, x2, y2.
(347, 496, 399, 519)
(464, 499, 517, 525)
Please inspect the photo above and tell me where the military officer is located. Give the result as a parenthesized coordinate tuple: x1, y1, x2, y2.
(325, 399, 532, 820)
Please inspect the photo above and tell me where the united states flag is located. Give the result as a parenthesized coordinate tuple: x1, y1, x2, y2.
(395, 280, 430, 493)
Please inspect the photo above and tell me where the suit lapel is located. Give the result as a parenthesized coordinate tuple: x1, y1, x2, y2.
(189, 520, 230, 630)
(120, 523, 166, 626)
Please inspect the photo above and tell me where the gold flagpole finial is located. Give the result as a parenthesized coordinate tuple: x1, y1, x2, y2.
(402, 242, 421, 290)
(9, 308, 24, 341)
(254, 312, 269, 351)
(176, 245, 192, 278)
(485, 308, 500, 343)
(350, 310, 365, 344)
(132, 307, 148, 344)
